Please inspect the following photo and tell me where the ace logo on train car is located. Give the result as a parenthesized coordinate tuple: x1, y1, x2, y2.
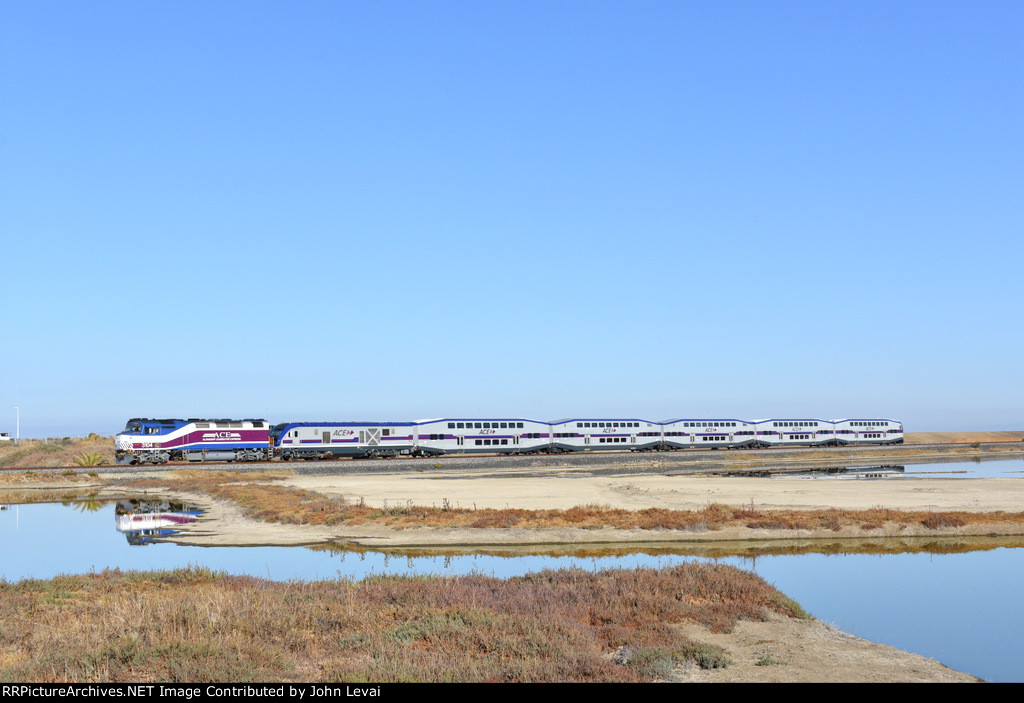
(333, 430, 355, 436)
(201, 432, 242, 441)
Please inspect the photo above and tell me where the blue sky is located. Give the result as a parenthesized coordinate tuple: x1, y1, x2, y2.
(1, 1, 1021, 437)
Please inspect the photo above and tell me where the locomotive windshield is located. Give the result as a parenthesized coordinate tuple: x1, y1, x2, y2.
(124, 420, 142, 434)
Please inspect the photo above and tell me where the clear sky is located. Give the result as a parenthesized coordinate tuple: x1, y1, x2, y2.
(1, 1, 1021, 437)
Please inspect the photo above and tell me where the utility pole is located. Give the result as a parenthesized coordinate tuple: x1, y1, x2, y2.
(14, 407, 19, 443)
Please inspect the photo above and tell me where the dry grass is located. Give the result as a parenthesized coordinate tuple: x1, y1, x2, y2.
(0, 470, 99, 487)
(127, 471, 1024, 533)
(904, 431, 1024, 445)
(0, 564, 807, 682)
(0, 435, 114, 469)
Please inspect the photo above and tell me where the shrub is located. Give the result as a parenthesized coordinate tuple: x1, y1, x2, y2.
(683, 644, 733, 670)
(471, 512, 522, 528)
(619, 645, 684, 679)
(921, 513, 967, 529)
(73, 452, 105, 467)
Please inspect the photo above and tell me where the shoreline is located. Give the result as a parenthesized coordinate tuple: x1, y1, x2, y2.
(156, 476, 1024, 551)
(6, 445, 1024, 550)
(4, 447, 1020, 682)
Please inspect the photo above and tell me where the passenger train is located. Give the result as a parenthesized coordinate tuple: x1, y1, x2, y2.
(114, 415, 904, 465)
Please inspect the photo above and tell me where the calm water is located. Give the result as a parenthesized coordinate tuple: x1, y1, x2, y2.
(2, 458, 1023, 682)
(752, 457, 1024, 479)
(898, 458, 1024, 478)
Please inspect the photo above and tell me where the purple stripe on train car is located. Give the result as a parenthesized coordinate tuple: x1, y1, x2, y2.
(180, 442, 265, 448)
(192, 430, 269, 442)
(130, 430, 269, 449)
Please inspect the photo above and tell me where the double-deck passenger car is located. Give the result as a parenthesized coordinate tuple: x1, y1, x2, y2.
(269, 418, 553, 459)
(265, 416, 903, 459)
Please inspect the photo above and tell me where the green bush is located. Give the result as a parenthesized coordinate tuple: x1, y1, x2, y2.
(73, 452, 105, 467)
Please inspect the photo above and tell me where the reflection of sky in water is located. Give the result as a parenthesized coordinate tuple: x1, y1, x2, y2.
(897, 458, 1024, 478)
(2, 459, 1023, 683)
(0, 502, 701, 582)
(727, 549, 1024, 685)
(775, 458, 1024, 479)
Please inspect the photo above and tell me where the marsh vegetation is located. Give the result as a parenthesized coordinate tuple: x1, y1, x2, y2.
(0, 564, 806, 682)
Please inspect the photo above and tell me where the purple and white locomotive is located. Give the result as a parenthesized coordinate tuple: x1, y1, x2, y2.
(115, 418, 270, 465)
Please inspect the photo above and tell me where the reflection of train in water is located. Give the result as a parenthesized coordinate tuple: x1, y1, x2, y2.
(114, 415, 904, 465)
(715, 464, 907, 478)
(114, 499, 202, 545)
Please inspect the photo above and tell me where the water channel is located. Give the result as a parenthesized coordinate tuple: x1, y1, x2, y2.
(2, 458, 1023, 682)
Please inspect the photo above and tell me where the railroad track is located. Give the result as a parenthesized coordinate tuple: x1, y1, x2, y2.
(3, 442, 1022, 476)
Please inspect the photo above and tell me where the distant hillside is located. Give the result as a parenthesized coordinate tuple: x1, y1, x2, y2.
(904, 431, 1024, 445)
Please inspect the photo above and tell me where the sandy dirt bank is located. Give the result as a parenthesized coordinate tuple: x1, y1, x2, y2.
(53, 462, 1024, 550)
(286, 469, 1024, 513)
(671, 612, 980, 682)
(26, 461, 1001, 552)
